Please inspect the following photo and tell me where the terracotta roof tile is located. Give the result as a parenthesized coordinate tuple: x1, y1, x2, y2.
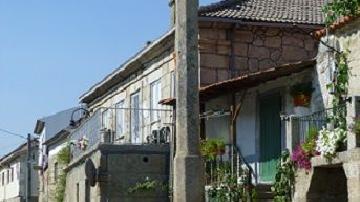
(199, 0, 325, 25)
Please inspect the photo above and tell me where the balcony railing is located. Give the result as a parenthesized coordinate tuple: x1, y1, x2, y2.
(69, 107, 174, 160)
(285, 104, 347, 148)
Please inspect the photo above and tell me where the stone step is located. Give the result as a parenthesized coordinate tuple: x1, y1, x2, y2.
(254, 184, 274, 200)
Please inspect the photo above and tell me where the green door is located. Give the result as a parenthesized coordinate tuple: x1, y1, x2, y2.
(259, 94, 282, 182)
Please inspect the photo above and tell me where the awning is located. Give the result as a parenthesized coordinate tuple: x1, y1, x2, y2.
(199, 59, 316, 100)
(159, 59, 316, 105)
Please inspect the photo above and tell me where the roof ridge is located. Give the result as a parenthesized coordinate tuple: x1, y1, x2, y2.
(199, 0, 239, 13)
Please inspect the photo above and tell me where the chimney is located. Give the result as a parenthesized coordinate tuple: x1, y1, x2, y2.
(169, 0, 176, 27)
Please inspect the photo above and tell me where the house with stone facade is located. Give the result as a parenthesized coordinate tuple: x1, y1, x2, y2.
(196, 0, 325, 189)
(0, 140, 39, 202)
(60, 0, 337, 201)
(34, 107, 81, 202)
(38, 129, 70, 202)
(291, 16, 360, 202)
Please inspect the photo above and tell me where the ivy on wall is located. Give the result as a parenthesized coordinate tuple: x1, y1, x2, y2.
(323, 0, 360, 25)
(55, 144, 71, 202)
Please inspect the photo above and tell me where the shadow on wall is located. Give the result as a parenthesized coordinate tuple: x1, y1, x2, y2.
(306, 166, 348, 202)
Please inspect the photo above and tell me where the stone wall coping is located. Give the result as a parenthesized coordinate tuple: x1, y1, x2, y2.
(311, 148, 360, 168)
(65, 143, 170, 171)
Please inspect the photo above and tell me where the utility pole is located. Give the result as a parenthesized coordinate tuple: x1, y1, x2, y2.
(173, 0, 205, 201)
(26, 133, 31, 202)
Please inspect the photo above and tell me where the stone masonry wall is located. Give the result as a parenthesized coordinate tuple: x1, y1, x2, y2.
(199, 23, 318, 86)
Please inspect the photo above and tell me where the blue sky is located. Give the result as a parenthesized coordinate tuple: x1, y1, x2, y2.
(0, 0, 217, 156)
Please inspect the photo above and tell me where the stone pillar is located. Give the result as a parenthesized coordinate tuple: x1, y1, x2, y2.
(347, 96, 360, 149)
(173, 0, 205, 201)
(343, 161, 360, 202)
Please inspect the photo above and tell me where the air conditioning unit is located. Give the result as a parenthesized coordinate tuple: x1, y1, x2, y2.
(147, 127, 171, 144)
(100, 128, 114, 143)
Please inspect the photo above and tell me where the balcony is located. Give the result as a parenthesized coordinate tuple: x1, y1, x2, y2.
(69, 107, 174, 160)
(284, 104, 347, 150)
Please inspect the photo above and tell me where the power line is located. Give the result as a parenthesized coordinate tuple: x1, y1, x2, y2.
(0, 128, 27, 140)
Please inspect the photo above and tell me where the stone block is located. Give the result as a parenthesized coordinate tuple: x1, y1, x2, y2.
(248, 58, 259, 72)
(266, 28, 281, 36)
(305, 39, 316, 51)
(271, 50, 281, 61)
(199, 28, 219, 39)
(233, 43, 248, 57)
(253, 37, 264, 46)
(281, 45, 307, 62)
(282, 36, 304, 47)
(217, 70, 230, 81)
(234, 30, 253, 43)
(199, 42, 217, 54)
(200, 53, 229, 68)
(234, 57, 248, 71)
(200, 68, 217, 84)
(217, 44, 231, 55)
(249, 45, 270, 60)
(265, 36, 282, 48)
(259, 59, 276, 69)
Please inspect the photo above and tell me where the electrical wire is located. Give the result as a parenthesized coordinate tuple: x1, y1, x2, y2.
(0, 128, 27, 140)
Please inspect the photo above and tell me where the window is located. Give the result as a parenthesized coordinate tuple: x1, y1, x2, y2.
(1, 172, 4, 186)
(131, 92, 141, 143)
(150, 80, 162, 122)
(54, 162, 58, 183)
(115, 101, 125, 138)
(10, 168, 14, 183)
(6, 169, 9, 184)
(76, 183, 80, 202)
(102, 109, 112, 130)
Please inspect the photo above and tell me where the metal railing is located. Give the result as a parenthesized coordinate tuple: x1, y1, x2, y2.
(204, 144, 254, 191)
(289, 104, 347, 144)
(69, 107, 174, 160)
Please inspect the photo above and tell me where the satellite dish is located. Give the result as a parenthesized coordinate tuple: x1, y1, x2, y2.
(85, 159, 96, 187)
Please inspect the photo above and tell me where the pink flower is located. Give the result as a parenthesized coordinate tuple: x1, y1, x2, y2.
(291, 145, 312, 171)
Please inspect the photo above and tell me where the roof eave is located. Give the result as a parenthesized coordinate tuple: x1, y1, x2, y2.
(79, 28, 175, 104)
(199, 16, 325, 29)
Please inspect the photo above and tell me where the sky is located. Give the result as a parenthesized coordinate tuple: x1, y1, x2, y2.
(0, 0, 218, 156)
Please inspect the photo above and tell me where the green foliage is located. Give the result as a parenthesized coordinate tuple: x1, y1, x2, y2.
(55, 144, 71, 202)
(207, 163, 255, 202)
(290, 82, 314, 97)
(57, 144, 71, 165)
(272, 150, 295, 202)
(323, 0, 360, 25)
(55, 173, 67, 202)
(301, 127, 318, 155)
(327, 51, 350, 130)
(127, 178, 169, 194)
(200, 138, 226, 161)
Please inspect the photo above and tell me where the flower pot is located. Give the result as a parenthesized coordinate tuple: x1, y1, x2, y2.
(293, 94, 311, 107)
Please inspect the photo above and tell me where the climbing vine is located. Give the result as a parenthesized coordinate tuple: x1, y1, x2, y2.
(127, 177, 169, 195)
(55, 144, 71, 202)
(323, 0, 360, 25)
(272, 150, 295, 202)
(328, 50, 350, 129)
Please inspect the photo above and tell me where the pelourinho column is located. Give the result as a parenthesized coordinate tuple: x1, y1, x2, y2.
(173, 0, 205, 201)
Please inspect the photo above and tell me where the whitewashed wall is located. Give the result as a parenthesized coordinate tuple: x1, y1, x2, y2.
(204, 69, 319, 183)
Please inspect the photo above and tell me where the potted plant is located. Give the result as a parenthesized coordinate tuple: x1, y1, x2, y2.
(200, 139, 226, 161)
(290, 83, 314, 107)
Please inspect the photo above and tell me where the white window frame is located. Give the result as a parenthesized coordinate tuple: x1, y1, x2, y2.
(102, 108, 113, 130)
(130, 91, 141, 144)
(150, 79, 162, 122)
(115, 100, 125, 138)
